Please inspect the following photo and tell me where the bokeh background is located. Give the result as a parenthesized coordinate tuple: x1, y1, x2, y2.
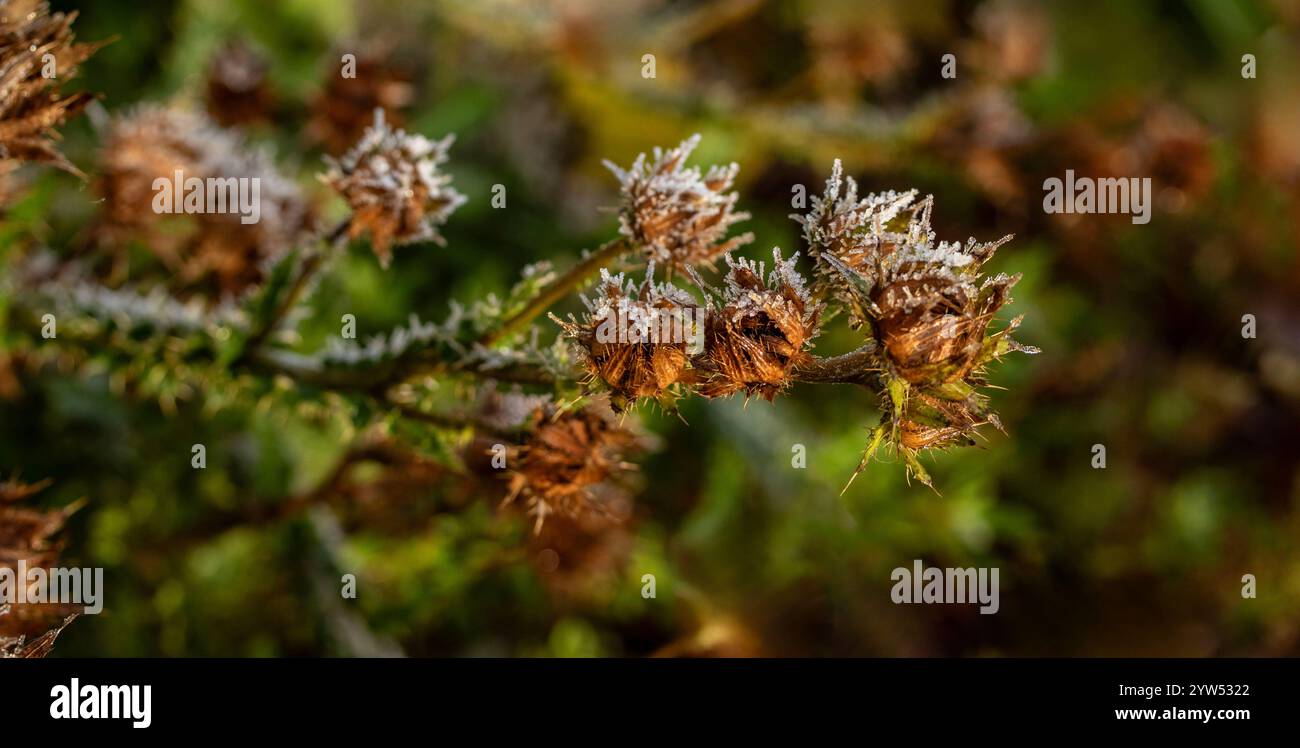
(3, 0, 1300, 656)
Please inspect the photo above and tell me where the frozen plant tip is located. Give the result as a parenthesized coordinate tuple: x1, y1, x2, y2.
(322, 109, 466, 267)
(604, 134, 754, 275)
(0, 0, 105, 177)
(794, 161, 1037, 489)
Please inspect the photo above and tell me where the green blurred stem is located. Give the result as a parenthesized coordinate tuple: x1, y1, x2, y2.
(249, 347, 558, 394)
(240, 219, 351, 359)
(479, 237, 629, 347)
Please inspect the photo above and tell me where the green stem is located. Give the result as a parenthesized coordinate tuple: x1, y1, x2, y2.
(241, 220, 350, 359)
(479, 238, 629, 347)
(248, 347, 559, 393)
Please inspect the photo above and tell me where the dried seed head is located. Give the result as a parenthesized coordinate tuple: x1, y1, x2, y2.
(0, 0, 103, 177)
(604, 134, 754, 275)
(791, 159, 920, 299)
(874, 261, 1020, 386)
(802, 165, 1038, 489)
(97, 107, 201, 236)
(307, 47, 414, 156)
(695, 248, 823, 401)
(847, 224, 1032, 397)
(95, 106, 316, 299)
(0, 476, 81, 658)
(321, 109, 466, 267)
(553, 265, 696, 411)
(204, 37, 275, 127)
(502, 403, 640, 533)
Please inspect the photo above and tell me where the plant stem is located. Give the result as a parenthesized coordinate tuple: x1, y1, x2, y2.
(479, 238, 628, 347)
(384, 396, 524, 438)
(241, 219, 350, 358)
(790, 343, 881, 387)
(248, 347, 559, 393)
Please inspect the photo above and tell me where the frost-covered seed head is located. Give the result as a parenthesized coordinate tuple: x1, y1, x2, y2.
(553, 265, 695, 411)
(695, 248, 822, 401)
(604, 134, 754, 275)
(322, 109, 467, 267)
(97, 106, 315, 299)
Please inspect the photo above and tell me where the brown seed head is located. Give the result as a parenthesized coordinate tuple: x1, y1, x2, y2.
(874, 261, 1020, 385)
(502, 403, 640, 532)
(0, 0, 104, 177)
(604, 134, 753, 275)
(321, 109, 466, 267)
(96, 106, 315, 299)
(695, 248, 822, 401)
(554, 266, 696, 411)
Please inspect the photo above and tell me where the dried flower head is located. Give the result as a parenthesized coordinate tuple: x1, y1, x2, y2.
(0, 477, 82, 658)
(552, 265, 696, 411)
(604, 134, 754, 274)
(502, 403, 640, 533)
(792, 159, 921, 300)
(694, 248, 822, 401)
(204, 37, 275, 127)
(96, 106, 315, 298)
(322, 109, 466, 267)
(0, 0, 104, 176)
(800, 162, 1037, 488)
(307, 46, 414, 155)
(866, 241, 1020, 386)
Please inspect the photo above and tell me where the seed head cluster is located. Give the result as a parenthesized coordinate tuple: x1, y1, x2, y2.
(576, 143, 1036, 489)
(797, 158, 1037, 486)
